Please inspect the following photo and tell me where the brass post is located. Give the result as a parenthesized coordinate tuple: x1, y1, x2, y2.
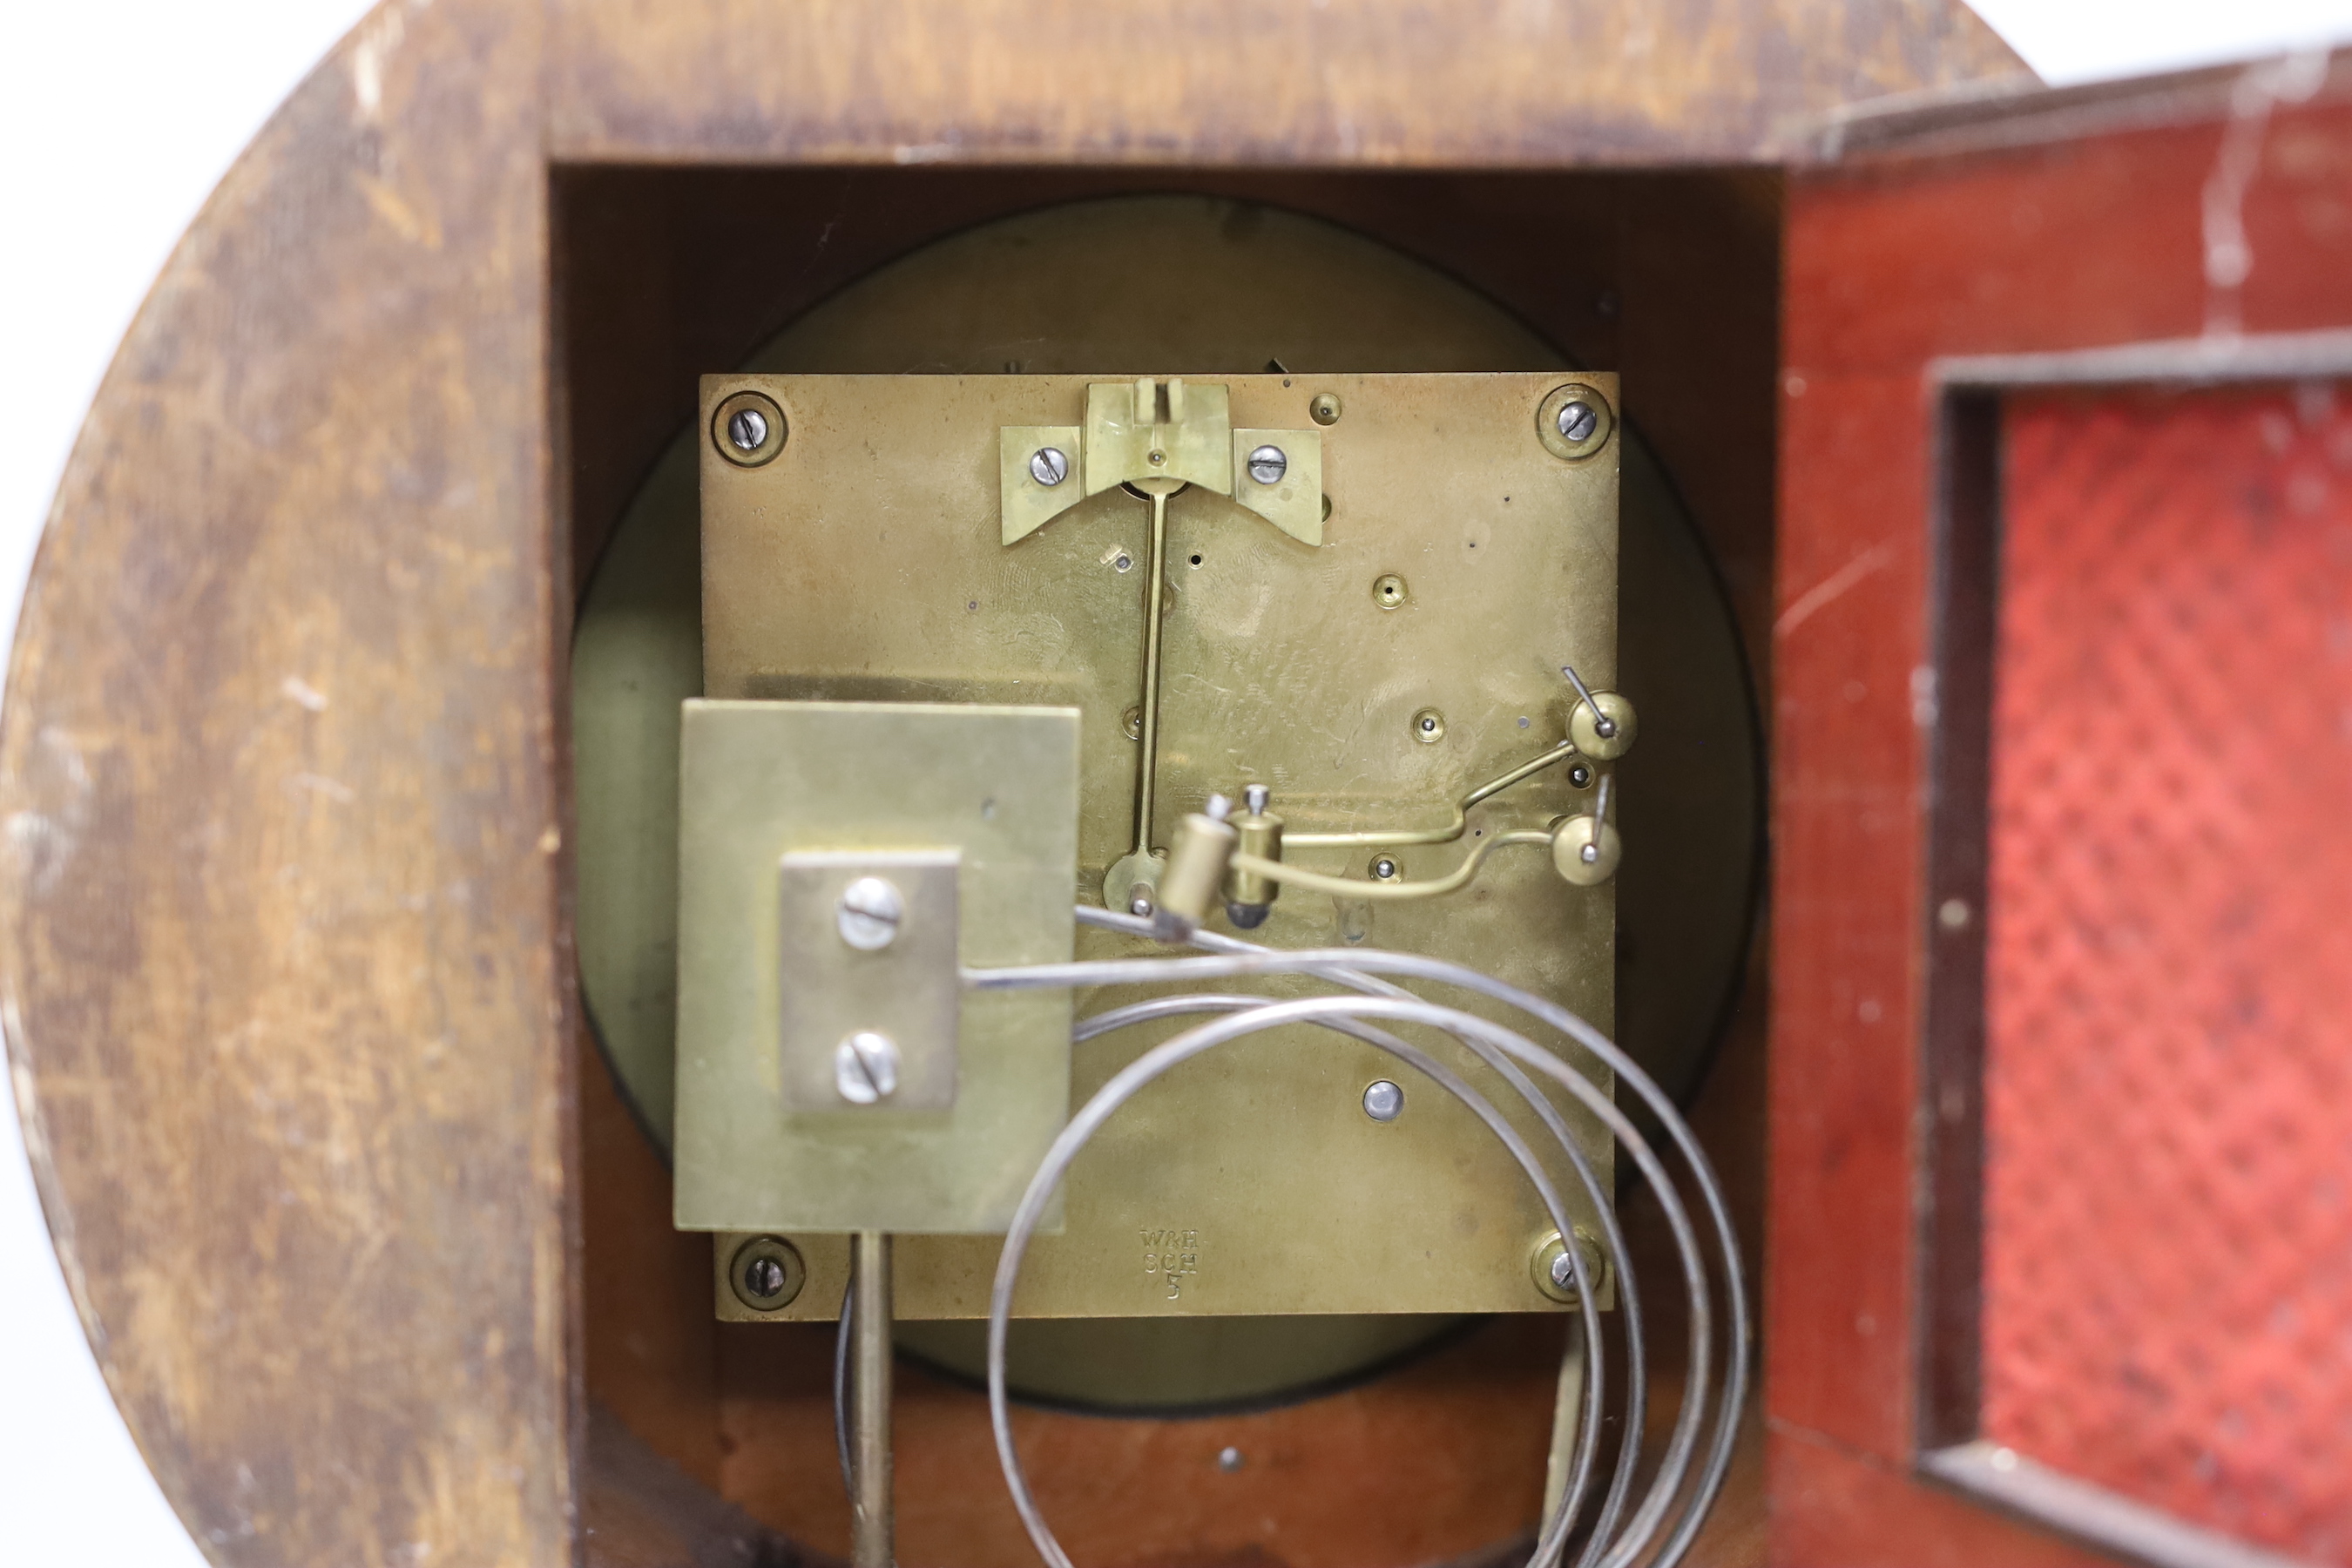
(852, 1231, 895, 1568)
(1538, 1316, 1587, 1555)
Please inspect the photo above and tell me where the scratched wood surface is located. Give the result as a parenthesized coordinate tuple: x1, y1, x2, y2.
(0, 0, 2035, 1563)
(1771, 50, 2352, 1565)
(0, 4, 571, 1566)
(545, 0, 2027, 166)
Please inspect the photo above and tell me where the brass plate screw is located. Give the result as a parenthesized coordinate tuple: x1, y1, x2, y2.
(1309, 392, 1342, 426)
(1029, 446, 1071, 486)
(1531, 1229, 1608, 1306)
(1247, 444, 1288, 484)
(836, 875, 904, 950)
(713, 390, 787, 467)
(1362, 1079, 1404, 1122)
(1373, 573, 1408, 609)
(834, 1031, 902, 1105)
(1412, 708, 1445, 743)
(1535, 382, 1612, 461)
(728, 1235, 807, 1312)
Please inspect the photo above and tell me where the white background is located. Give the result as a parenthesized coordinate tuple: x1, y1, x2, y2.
(3, 2, 2350, 1562)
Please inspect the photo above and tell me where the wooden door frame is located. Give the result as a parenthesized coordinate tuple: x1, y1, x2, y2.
(1774, 48, 2352, 1568)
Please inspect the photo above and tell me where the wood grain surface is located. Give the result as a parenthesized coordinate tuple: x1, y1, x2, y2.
(0, 3, 572, 1565)
(0, 0, 2042, 1561)
(546, 0, 2027, 167)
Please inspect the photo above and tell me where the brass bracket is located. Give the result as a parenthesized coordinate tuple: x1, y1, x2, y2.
(776, 850, 960, 1112)
(673, 700, 1078, 1236)
(1000, 377, 1323, 546)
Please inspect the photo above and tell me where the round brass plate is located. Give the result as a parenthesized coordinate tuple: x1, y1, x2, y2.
(571, 193, 1763, 1409)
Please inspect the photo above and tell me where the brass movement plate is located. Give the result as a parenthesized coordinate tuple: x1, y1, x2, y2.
(695, 371, 1619, 1318)
(673, 700, 1078, 1235)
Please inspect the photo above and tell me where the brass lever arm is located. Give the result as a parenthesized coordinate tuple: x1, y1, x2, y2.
(1229, 829, 1551, 902)
(1283, 740, 1578, 849)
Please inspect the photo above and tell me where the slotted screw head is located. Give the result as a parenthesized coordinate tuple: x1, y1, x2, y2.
(1247, 444, 1288, 485)
(835, 1031, 901, 1105)
(836, 876, 904, 950)
(744, 1256, 787, 1298)
(1029, 446, 1070, 486)
(1556, 401, 1598, 443)
(1533, 1229, 1607, 1304)
(727, 408, 770, 451)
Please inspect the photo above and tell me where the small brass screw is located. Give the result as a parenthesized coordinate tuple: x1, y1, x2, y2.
(713, 392, 785, 466)
(1373, 573, 1408, 609)
(1310, 393, 1342, 426)
(835, 876, 904, 951)
(1029, 447, 1070, 486)
(728, 1236, 805, 1312)
(1556, 402, 1599, 443)
(1412, 708, 1445, 744)
(727, 409, 769, 452)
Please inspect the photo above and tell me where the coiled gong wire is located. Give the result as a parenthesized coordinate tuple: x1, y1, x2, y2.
(961, 907, 1747, 1568)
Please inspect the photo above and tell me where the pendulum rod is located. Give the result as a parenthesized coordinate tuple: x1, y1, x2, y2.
(851, 1231, 895, 1568)
(1130, 486, 1172, 856)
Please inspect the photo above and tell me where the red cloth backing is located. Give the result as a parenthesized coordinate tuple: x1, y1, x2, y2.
(1982, 383, 2352, 1563)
